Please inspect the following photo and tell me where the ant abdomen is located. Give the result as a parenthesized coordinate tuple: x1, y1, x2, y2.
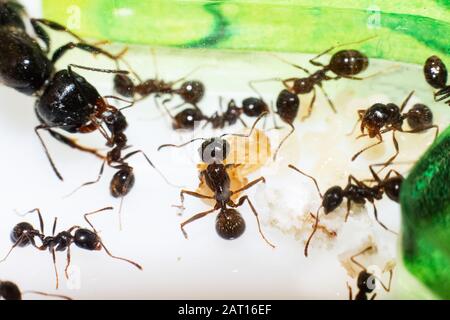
(406, 103, 433, 130)
(424, 55, 447, 89)
(10, 222, 34, 247)
(177, 81, 205, 104)
(242, 97, 268, 117)
(329, 50, 368, 76)
(276, 89, 300, 124)
(113, 74, 135, 97)
(216, 209, 246, 240)
(322, 186, 344, 214)
(0, 281, 22, 300)
(383, 177, 403, 202)
(110, 168, 135, 198)
(74, 229, 101, 251)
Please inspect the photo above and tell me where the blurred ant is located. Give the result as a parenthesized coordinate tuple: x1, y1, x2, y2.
(351, 91, 439, 169)
(158, 114, 275, 247)
(0, 280, 72, 300)
(114, 50, 205, 108)
(0, 207, 142, 289)
(288, 164, 402, 256)
(0, 1, 133, 180)
(424, 55, 449, 106)
(347, 245, 393, 300)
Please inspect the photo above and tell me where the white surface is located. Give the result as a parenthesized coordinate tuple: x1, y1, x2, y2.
(0, 37, 448, 299)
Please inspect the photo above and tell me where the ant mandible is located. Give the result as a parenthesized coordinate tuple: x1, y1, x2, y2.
(0, 1, 133, 180)
(0, 280, 72, 300)
(424, 55, 450, 106)
(288, 164, 402, 256)
(0, 207, 142, 289)
(347, 245, 393, 300)
(351, 91, 439, 169)
(158, 114, 275, 247)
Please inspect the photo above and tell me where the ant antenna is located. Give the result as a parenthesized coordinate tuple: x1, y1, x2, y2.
(158, 137, 207, 151)
(304, 205, 322, 257)
(35, 125, 64, 181)
(273, 122, 295, 161)
(220, 111, 268, 139)
(288, 165, 323, 198)
(22, 290, 73, 300)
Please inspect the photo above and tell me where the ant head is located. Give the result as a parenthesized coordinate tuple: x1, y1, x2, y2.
(357, 270, 376, 293)
(0, 281, 22, 300)
(216, 209, 246, 240)
(322, 186, 344, 214)
(242, 97, 269, 117)
(198, 138, 230, 164)
(113, 74, 135, 97)
(10, 222, 35, 247)
(424, 56, 447, 89)
(329, 50, 369, 76)
(406, 103, 433, 131)
(74, 228, 102, 251)
(110, 167, 135, 198)
(102, 109, 128, 135)
(383, 176, 403, 203)
(276, 89, 300, 124)
(178, 81, 205, 104)
(362, 103, 390, 137)
(173, 108, 204, 130)
(292, 77, 314, 94)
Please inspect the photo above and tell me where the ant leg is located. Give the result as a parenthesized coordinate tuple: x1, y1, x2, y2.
(101, 240, 143, 270)
(65, 161, 106, 198)
(221, 111, 268, 139)
(0, 234, 28, 262)
(23, 291, 72, 300)
(304, 206, 321, 257)
(176, 190, 214, 210)
(318, 84, 337, 113)
(172, 65, 210, 85)
(64, 245, 71, 279)
(51, 248, 59, 289)
(347, 283, 353, 300)
(233, 196, 275, 248)
(30, 18, 83, 53)
(83, 207, 114, 233)
(48, 129, 105, 160)
(273, 122, 295, 161)
(301, 88, 317, 121)
(435, 86, 450, 102)
(378, 131, 400, 172)
(309, 36, 377, 67)
(371, 202, 397, 234)
(344, 199, 352, 222)
(231, 177, 265, 196)
(68, 64, 128, 75)
(346, 110, 366, 136)
(370, 293, 377, 300)
(288, 165, 323, 198)
(350, 245, 374, 271)
(51, 42, 127, 65)
(35, 124, 64, 181)
(351, 135, 384, 161)
(19, 208, 45, 234)
(269, 53, 311, 74)
(180, 208, 217, 239)
(377, 270, 394, 292)
(400, 125, 440, 140)
(52, 217, 57, 236)
(399, 91, 415, 112)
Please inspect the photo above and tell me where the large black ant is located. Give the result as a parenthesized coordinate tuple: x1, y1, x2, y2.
(424, 55, 450, 106)
(0, 207, 142, 289)
(351, 91, 439, 169)
(347, 245, 393, 300)
(0, 279, 72, 300)
(288, 164, 403, 256)
(0, 1, 134, 180)
(158, 114, 275, 247)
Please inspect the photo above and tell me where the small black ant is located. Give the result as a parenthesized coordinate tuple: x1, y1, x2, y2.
(347, 245, 393, 300)
(0, 279, 72, 300)
(424, 55, 449, 106)
(288, 164, 402, 256)
(158, 114, 275, 247)
(351, 91, 439, 169)
(0, 1, 133, 180)
(1, 207, 142, 289)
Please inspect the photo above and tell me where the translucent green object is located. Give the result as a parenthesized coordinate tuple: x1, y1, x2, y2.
(401, 125, 450, 299)
(42, 0, 450, 64)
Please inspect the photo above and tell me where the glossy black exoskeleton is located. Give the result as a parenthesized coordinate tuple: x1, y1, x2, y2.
(423, 55, 450, 106)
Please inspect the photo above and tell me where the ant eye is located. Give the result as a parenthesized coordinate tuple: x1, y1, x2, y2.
(198, 138, 230, 163)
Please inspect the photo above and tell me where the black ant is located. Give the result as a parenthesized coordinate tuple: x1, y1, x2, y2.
(0, 207, 142, 289)
(0, 280, 72, 300)
(0, 1, 134, 180)
(158, 114, 275, 247)
(288, 164, 403, 256)
(351, 91, 439, 169)
(424, 55, 449, 106)
(347, 245, 393, 300)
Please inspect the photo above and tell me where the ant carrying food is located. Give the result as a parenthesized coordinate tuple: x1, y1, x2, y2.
(0, 1, 134, 180)
(0, 280, 72, 300)
(0, 207, 142, 289)
(158, 114, 275, 247)
(347, 245, 393, 300)
(288, 164, 403, 256)
(423, 55, 450, 106)
(351, 91, 439, 169)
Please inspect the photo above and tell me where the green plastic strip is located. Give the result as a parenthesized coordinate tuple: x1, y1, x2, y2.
(42, 0, 450, 65)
